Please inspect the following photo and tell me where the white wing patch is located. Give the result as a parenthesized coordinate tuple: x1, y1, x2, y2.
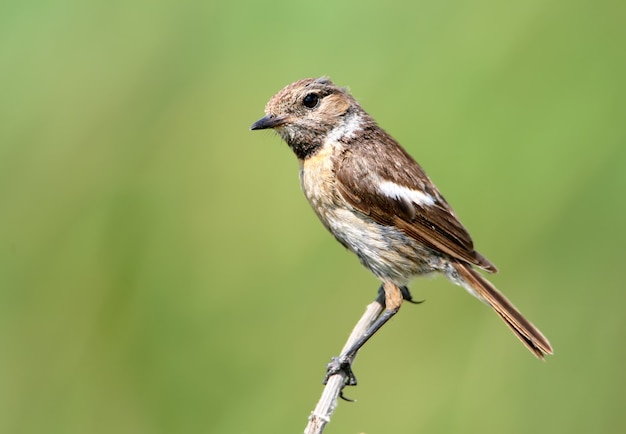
(378, 181, 436, 207)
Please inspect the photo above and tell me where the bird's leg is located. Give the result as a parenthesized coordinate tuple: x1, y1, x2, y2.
(324, 282, 403, 388)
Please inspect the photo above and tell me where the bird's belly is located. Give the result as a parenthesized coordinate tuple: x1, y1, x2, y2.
(321, 207, 439, 284)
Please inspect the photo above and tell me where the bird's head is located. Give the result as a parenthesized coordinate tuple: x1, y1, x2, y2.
(251, 77, 369, 159)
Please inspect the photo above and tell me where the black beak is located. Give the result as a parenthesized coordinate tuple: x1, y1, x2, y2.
(250, 115, 287, 130)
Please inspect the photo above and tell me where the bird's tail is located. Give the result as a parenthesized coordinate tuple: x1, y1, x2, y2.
(451, 262, 553, 359)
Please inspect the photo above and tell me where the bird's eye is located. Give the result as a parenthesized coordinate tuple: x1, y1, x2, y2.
(302, 93, 320, 109)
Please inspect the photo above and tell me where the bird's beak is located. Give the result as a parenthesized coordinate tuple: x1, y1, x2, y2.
(250, 115, 287, 130)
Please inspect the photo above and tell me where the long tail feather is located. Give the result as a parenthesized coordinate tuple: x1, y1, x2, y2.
(451, 262, 553, 359)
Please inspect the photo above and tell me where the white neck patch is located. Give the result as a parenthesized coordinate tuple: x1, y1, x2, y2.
(326, 113, 363, 143)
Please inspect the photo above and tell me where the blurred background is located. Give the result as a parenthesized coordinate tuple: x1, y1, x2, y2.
(1, 0, 624, 433)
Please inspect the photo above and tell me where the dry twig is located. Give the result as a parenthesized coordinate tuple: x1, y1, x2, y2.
(303, 293, 385, 434)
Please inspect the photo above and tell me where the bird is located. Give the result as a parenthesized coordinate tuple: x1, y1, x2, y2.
(250, 77, 552, 385)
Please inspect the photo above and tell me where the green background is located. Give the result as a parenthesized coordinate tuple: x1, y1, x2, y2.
(1, 0, 624, 433)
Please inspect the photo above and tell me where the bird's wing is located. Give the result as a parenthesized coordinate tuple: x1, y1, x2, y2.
(334, 134, 497, 272)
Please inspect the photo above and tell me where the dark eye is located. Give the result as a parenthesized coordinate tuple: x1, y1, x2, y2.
(302, 93, 320, 109)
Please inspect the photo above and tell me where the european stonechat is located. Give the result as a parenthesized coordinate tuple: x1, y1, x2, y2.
(251, 77, 552, 384)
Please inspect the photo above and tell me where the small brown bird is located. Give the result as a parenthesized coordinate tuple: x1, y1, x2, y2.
(251, 77, 552, 384)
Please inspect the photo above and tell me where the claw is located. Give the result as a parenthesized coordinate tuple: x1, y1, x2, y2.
(400, 285, 425, 304)
(339, 390, 356, 402)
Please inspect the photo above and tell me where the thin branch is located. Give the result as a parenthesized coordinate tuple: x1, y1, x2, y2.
(303, 293, 385, 434)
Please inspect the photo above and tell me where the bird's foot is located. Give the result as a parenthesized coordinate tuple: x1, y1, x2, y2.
(324, 355, 357, 386)
(324, 356, 358, 401)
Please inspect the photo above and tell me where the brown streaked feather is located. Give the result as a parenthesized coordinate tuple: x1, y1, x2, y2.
(334, 127, 497, 273)
(451, 261, 553, 358)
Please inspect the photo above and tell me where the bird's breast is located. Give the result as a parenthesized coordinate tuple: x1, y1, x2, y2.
(299, 144, 340, 224)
